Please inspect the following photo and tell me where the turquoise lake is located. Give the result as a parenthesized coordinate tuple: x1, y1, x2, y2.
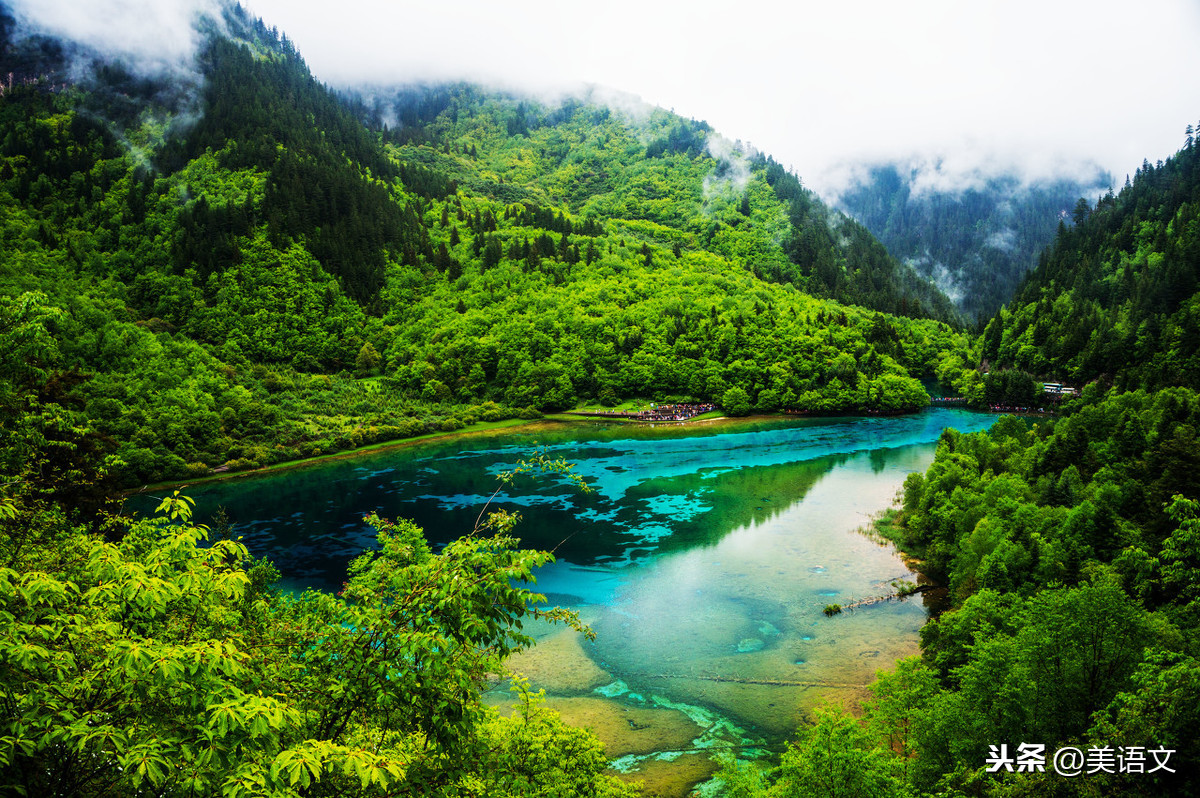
(137, 408, 1001, 793)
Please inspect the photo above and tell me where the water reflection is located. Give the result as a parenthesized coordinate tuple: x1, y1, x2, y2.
(144, 408, 996, 597)
(589, 445, 934, 738)
(139, 408, 999, 793)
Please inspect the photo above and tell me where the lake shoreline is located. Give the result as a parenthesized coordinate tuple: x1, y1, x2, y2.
(128, 410, 737, 497)
(129, 401, 1001, 501)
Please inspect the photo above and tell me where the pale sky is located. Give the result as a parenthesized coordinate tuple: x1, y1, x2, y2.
(11, 0, 1200, 197)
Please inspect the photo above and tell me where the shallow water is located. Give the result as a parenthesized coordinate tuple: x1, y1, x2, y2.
(139, 409, 999, 793)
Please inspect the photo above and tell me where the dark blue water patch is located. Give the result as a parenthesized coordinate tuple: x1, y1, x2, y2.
(540, 592, 588, 605)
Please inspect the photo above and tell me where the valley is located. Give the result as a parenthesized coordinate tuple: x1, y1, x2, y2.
(2, 2, 1199, 796)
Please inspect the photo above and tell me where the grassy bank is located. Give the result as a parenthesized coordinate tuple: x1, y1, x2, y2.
(136, 417, 537, 494)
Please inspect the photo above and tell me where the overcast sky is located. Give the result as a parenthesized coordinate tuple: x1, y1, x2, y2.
(13, 0, 1200, 197)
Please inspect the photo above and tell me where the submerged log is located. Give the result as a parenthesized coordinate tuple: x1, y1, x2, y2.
(839, 583, 935, 611)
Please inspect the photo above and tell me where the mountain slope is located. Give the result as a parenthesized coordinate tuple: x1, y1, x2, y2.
(833, 161, 1111, 324)
(0, 1, 970, 488)
(814, 124, 1200, 798)
(353, 83, 961, 323)
(982, 133, 1200, 389)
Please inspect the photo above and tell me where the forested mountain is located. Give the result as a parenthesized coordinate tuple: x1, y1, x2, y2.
(728, 129, 1200, 797)
(0, 1, 968, 489)
(982, 139, 1200, 391)
(351, 83, 960, 322)
(0, 3, 984, 794)
(833, 162, 1110, 324)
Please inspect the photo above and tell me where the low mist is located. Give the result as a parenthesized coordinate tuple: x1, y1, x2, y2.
(4, 0, 225, 78)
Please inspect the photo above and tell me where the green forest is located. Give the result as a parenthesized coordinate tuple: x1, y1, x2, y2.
(0, 13, 969, 490)
(2, 0, 1199, 796)
(727, 133, 1200, 797)
(833, 163, 1111, 325)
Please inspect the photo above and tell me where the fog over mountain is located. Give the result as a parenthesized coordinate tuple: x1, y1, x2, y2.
(832, 159, 1114, 323)
(243, 0, 1200, 198)
(8, 0, 1200, 202)
(4, 0, 222, 76)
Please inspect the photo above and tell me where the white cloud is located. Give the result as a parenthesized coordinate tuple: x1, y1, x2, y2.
(984, 228, 1017, 254)
(14, 0, 1200, 200)
(8, 0, 224, 72)
(702, 135, 753, 202)
(907, 255, 965, 304)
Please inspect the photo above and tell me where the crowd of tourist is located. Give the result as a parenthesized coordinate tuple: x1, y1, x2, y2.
(570, 402, 717, 421)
